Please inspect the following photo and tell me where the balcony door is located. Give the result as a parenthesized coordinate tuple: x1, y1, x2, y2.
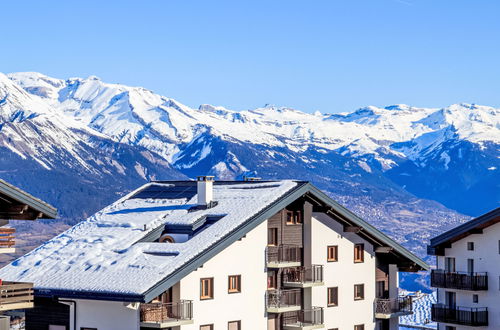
(445, 291, 456, 308)
(376, 280, 387, 299)
(445, 257, 455, 273)
(467, 258, 474, 274)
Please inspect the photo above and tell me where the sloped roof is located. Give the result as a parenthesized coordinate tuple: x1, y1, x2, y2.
(0, 180, 427, 302)
(0, 179, 57, 220)
(428, 207, 500, 256)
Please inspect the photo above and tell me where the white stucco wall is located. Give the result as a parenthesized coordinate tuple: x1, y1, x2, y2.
(179, 220, 268, 329)
(71, 299, 139, 330)
(311, 212, 377, 330)
(436, 221, 500, 330)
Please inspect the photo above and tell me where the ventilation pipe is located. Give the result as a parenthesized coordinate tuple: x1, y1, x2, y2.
(197, 176, 214, 206)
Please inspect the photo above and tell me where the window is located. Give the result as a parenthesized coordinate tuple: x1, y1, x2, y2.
(294, 211, 302, 224)
(268, 271, 277, 289)
(327, 287, 338, 306)
(445, 257, 456, 272)
(354, 284, 365, 300)
(473, 294, 479, 303)
(354, 244, 364, 263)
(159, 234, 175, 243)
(467, 242, 474, 251)
(228, 321, 241, 330)
(228, 275, 241, 293)
(467, 258, 474, 274)
(285, 210, 302, 225)
(354, 325, 365, 330)
(200, 325, 214, 330)
(268, 228, 278, 246)
(200, 278, 214, 300)
(327, 245, 338, 262)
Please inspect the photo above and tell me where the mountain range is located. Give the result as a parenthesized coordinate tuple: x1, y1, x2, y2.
(1, 72, 498, 289)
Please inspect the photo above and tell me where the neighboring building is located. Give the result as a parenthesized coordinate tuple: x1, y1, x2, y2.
(428, 207, 500, 330)
(0, 179, 57, 321)
(0, 178, 428, 330)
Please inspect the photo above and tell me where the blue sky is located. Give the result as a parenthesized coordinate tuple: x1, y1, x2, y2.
(2, 0, 499, 113)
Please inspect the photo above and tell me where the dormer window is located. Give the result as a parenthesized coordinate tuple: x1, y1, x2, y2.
(159, 234, 175, 243)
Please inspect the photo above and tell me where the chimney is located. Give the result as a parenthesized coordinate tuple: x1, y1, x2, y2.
(197, 176, 214, 206)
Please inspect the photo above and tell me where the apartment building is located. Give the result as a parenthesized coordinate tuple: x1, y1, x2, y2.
(0, 178, 428, 330)
(0, 179, 57, 326)
(428, 207, 500, 330)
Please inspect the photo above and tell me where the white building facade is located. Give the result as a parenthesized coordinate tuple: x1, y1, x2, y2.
(428, 207, 500, 330)
(0, 179, 428, 330)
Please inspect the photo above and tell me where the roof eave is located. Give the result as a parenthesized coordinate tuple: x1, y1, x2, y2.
(428, 207, 500, 254)
(0, 180, 57, 219)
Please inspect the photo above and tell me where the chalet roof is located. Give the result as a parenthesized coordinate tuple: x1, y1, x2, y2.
(0, 180, 428, 302)
(428, 207, 500, 256)
(0, 179, 57, 220)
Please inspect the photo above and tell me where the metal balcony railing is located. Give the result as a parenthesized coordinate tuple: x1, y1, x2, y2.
(431, 304, 488, 326)
(375, 296, 412, 315)
(283, 265, 323, 284)
(282, 307, 324, 326)
(267, 245, 302, 265)
(266, 289, 302, 309)
(140, 300, 193, 323)
(431, 269, 488, 291)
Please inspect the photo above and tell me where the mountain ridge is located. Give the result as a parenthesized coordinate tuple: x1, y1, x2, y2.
(1, 72, 498, 288)
(5, 71, 497, 215)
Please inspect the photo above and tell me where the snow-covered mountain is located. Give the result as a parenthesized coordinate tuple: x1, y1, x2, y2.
(0, 72, 185, 218)
(1, 71, 498, 271)
(7, 72, 498, 216)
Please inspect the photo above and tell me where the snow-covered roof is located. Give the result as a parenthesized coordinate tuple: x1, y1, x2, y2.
(0, 180, 428, 302)
(0, 180, 302, 301)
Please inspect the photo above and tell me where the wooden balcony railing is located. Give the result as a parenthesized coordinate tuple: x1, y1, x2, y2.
(283, 265, 323, 284)
(0, 228, 15, 249)
(375, 296, 413, 315)
(0, 281, 34, 311)
(140, 300, 193, 323)
(266, 289, 302, 309)
(283, 307, 324, 326)
(267, 245, 302, 265)
(431, 269, 488, 291)
(431, 304, 488, 326)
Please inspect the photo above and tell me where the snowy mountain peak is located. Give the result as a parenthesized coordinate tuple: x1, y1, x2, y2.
(4, 71, 499, 174)
(1, 71, 498, 217)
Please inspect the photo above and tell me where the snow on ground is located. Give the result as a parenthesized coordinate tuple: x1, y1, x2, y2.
(0, 181, 298, 296)
(400, 290, 437, 329)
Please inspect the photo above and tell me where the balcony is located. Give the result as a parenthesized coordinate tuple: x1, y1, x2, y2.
(431, 269, 488, 291)
(140, 300, 193, 328)
(374, 296, 413, 319)
(0, 281, 34, 311)
(432, 304, 488, 326)
(0, 228, 15, 253)
(267, 244, 302, 268)
(283, 265, 324, 288)
(266, 289, 302, 313)
(282, 307, 324, 330)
